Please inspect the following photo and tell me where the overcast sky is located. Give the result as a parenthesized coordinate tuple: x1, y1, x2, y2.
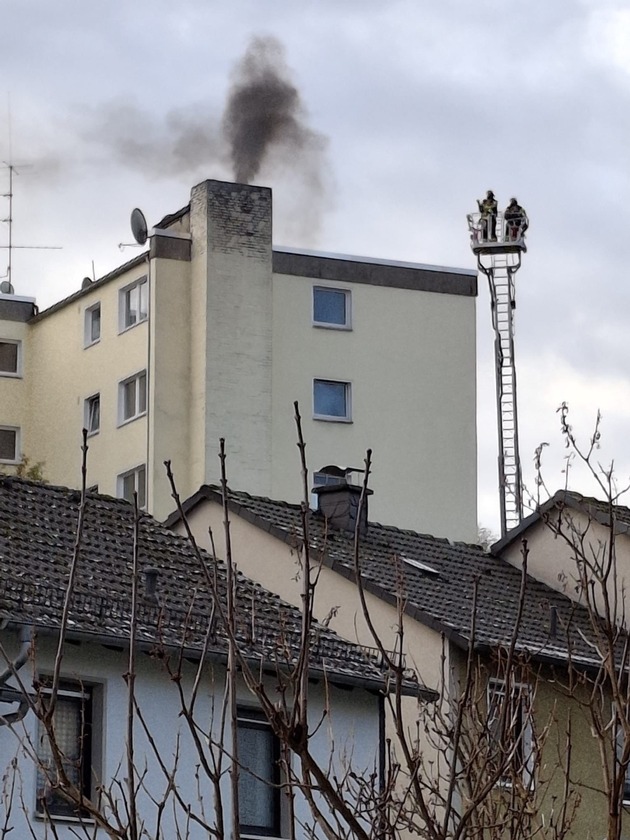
(3, 0, 630, 535)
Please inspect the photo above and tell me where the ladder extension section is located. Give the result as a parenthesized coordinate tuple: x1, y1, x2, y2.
(483, 253, 523, 537)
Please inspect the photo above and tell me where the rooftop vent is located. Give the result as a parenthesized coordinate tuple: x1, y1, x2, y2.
(400, 556, 439, 576)
(144, 567, 160, 602)
(313, 482, 373, 536)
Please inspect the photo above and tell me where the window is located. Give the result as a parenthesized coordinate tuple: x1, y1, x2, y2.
(0, 426, 19, 463)
(36, 682, 95, 818)
(313, 287, 351, 329)
(119, 277, 148, 331)
(119, 371, 147, 424)
(487, 679, 534, 787)
(118, 465, 146, 509)
(313, 379, 351, 421)
(237, 708, 281, 837)
(84, 304, 101, 346)
(84, 394, 100, 436)
(613, 708, 630, 803)
(0, 339, 21, 376)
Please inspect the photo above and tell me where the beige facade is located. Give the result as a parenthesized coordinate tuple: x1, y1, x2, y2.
(0, 179, 478, 539)
(498, 495, 630, 620)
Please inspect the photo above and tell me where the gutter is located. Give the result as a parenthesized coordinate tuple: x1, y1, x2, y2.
(2, 620, 431, 700)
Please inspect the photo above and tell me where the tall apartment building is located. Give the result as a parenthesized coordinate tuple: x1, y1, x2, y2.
(0, 179, 478, 539)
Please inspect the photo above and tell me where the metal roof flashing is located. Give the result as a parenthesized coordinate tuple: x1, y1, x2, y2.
(274, 246, 476, 277)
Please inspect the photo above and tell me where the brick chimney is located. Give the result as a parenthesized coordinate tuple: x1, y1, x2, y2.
(313, 483, 373, 536)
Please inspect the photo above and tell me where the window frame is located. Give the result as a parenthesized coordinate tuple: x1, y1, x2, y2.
(84, 393, 100, 437)
(313, 378, 352, 423)
(83, 303, 101, 348)
(35, 680, 98, 820)
(312, 286, 352, 330)
(613, 706, 630, 805)
(0, 425, 20, 464)
(119, 277, 148, 333)
(118, 370, 147, 426)
(117, 464, 147, 509)
(0, 338, 22, 378)
(487, 678, 534, 789)
(237, 707, 282, 838)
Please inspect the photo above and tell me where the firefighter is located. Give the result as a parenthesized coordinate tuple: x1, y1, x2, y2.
(504, 197, 528, 241)
(477, 190, 498, 241)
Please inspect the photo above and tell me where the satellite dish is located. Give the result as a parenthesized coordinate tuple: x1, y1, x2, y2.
(0, 281, 14, 295)
(81, 277, 93, 290)
(130, 208, 148, 246)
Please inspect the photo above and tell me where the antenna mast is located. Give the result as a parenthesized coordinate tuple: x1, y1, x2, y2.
(468, 194, 528, 538)
(0, 162, 61, 293)
(1, 162, 18, 289)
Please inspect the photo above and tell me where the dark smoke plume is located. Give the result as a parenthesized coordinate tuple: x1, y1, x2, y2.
(78, 100, 223, 180)
(71, 35, 332, 243)
(222, 36, 326, 185)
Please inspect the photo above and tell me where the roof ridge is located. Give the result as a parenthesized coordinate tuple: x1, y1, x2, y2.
(220, 484, 487, 549)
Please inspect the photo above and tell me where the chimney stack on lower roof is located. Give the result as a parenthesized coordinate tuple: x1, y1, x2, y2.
(313, 483, 373, 536)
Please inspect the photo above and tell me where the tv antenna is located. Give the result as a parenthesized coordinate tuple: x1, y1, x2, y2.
(467, 194, 529, 538)
(0, 162, 62, 294)
(119, 208, 149, 250)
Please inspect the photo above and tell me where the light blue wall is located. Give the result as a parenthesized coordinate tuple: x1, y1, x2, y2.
(0, 633, 380, 839)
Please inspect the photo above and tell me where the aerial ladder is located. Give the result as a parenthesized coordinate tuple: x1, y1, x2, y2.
(467, 198, 528, 538)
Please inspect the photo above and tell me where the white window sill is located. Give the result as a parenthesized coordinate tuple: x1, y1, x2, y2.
(312, 322, 352, 331)
(83, 338, 100, 349)
(36, 811, 95, 825)
(0, 371, 22, 379)
(0, 458, 19, 465)
(86, 429, 100, 438)
(241, 835, 287, 840)
(117, 411, 147, 429)
(313, 414, 353, 423)
(118, 318, 148, 336)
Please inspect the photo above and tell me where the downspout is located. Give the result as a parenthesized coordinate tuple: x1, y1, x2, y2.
(0, 624, 34, 726)
(378, 691, 386, 840)
(144, 251, 152, 513)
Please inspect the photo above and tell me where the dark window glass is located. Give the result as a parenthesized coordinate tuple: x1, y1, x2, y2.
(313, 288, 347, 326)
(0, 341, 18, 373)
(123, 280, 148, 328)
(237, 709, 280, 836)
(314, 380, 349, 418)
(86, 395, 100, 434)
(0, 428, 17, 461)
(36, 686, 92, 818)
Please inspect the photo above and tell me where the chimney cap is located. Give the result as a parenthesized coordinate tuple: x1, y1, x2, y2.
(312, 482, 373, 498)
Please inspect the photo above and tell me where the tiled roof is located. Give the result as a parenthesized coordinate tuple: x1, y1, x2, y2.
(167, 486, 615, 670)
(0, 477, 412, 694)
